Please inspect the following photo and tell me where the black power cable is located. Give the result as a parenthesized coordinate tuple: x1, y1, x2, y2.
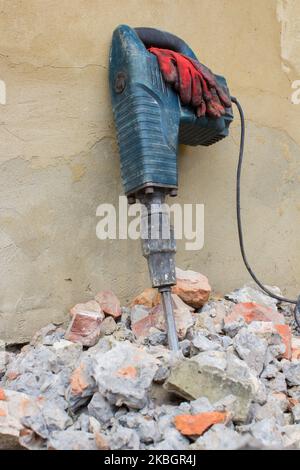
(230, 96, 300, 327)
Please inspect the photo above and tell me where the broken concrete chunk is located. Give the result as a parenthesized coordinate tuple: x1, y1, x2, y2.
(190, 424, 250, 450)
(149, 428, 189, 450)
(0, 352, 9, 379)
(292, 404, 300, 424)
(165, 352, 257, 423)
(224, 302, 285, 327)
(21, 399, 72, 439)
(93, 342, 158, 409)
(65, 360, 96, 411)
(65, 310, 103, 347)
(95, 290, 121, 318)
(283, 361, 300, 386)
(30, 324, 61, 346)
(0, 389, 39, 448)
(132, 294, 193, 341)
(233, 327, 268, 375)
(191, 333, 222, 353)
(243, 418, 283, 449)
(172, 267, 211, 308)
(47, 429, 97, 450)
(99, 316, 117, 336)
(226, 284, 281, 310)
(118, 411, 161, 444)
(190, 397, 213, 415)
(131, 288, 161, 308)
(108, 424, 140, 450)
(87, 392, 114, 428)
(50, 340, 82, 373)
(282, 424, 300, 449)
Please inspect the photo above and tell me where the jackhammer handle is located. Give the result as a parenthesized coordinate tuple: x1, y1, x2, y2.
(134, 27, 197, 60)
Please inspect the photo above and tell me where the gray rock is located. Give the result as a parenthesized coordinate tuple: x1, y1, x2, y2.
(190, 424, 250, 450)
(283, 361, 300, 386)
(50, 340, 82, 373)
(287, 386, 300, 401)
(223, 318, 248, 339)
(93, 341, 158, 409)
(0, 340, 6, 351)
(189, 397, 213, 414)
(226, 283, 281, 310)
(147, 331, 167, 347)
(213, 395, 239, 417)
(0, 352, 9, 378)
(242, 418, 283, 448)
(250, 395, 288, 426)
(108, 425, 140, 450)
(292, 404, 300, 424)
(179, 339, 191, 357)
(153, 365, 169, 384)
(65, 358, 97, 412)
(261, 363, 281, 379)
(130, 305, 151, 324)
(149, 429, 189, 450)
(99, 316, 117, 336)
(73, 413, 90, 432)
(263, 372, 287, 393)
(118, 412, 161, 444)
(165, 351, 259, 423)
(191, 333, 222, 353)
(120, 307, 131, 329)
(281, 424, 300, 448)
(221, 336, 233, 350)
(47, 430, 97, 450)
(21, 400, 72, 439)
(87, 392, 114, 428)
(233, 328, 268, 375)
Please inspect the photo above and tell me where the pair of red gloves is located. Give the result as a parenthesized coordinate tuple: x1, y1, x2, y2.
(149, 47, 231, 118)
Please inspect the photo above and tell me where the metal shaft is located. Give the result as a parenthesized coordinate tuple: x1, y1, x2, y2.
(160, 288, 179, 351)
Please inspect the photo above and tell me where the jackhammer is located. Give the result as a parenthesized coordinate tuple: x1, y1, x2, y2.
(109, 25, 300, 350)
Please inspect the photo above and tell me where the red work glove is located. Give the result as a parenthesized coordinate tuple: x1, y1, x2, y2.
(148, 47, 231, 118)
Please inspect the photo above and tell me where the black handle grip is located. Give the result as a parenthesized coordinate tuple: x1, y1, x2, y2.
(134, 27, 196, 59)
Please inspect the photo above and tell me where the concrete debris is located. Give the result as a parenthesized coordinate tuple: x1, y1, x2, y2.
(1, 275, 300, 450)
(172, 267, 211, 308)
(65, 310, 103, 347)
(190, 424, 250, 450)
(224, 302, 285, 327)
(99, 316, 117, 336)
(291, 404, 300, 424)
(87, 392, 114, 428)
(93, 341, 159, 409)
(131, 288, 161, 308)
(226, 283, 282, 310)
(94, 290, 121, 318)
(131, 294, 193, 341)
(48, 430, 97, 450)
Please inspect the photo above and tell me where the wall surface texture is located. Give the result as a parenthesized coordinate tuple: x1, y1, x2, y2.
(0, 0, 300, 342)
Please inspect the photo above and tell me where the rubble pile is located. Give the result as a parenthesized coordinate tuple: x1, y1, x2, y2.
(1, 270, 300, 450)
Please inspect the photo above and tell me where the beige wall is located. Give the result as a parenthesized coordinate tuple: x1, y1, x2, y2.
(0, 0, 300, 343)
